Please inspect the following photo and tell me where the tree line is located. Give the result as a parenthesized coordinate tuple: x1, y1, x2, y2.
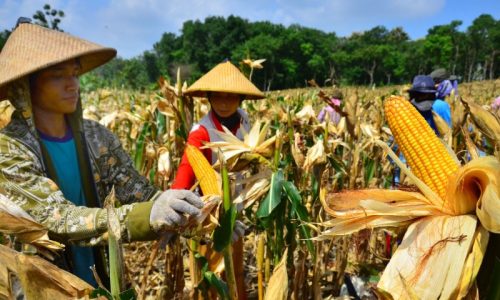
(1, 12, 499, 91)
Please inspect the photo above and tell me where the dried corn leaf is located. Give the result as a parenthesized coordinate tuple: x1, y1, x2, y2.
(264, 248, 288, 300)
(462, 98, 500, 145)
(378, 215, 477, 299)
(0, 245, 93, 299)
(302, 138, 326, 172)
(295, 104, 316, 123)
(0, 194, 63, 254)
(234, 176, 270, 209)
(0, 100, 14, 129)
(457, 225, 489, 298)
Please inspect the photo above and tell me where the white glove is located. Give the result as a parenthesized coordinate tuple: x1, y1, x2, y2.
(150, 189, 204, 232)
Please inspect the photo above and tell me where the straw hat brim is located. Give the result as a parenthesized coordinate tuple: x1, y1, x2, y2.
(185, 61, 265, 100)
(0, 23, 117, 89)
(185, 88, 264, 100)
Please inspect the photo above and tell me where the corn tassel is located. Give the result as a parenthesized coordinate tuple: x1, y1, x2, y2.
(185, 144, 221, 196)
(384, 96, 459, 202)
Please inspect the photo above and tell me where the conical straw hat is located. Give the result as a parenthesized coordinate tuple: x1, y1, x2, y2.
(185, 61, 265, 100)
(0, 21, 116, 88)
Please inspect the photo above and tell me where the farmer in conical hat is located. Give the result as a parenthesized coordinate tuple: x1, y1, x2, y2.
(172, 60, 264, 299)
(172, 60, 264, 188)
(0, 18, 204, 287)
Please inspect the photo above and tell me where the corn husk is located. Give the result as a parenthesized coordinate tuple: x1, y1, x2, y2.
(302, 138, 326, 172)
(204, 120, 275, 168)
(157, 146, 172, 178)
(264, 248, 288, 300)
(462, 98, 500, 145)
(457, 224, 489, 298)
(377, 215, 477, 299)
(0, 244, 93, 299)
(0, 100, 14, 129)
(320, 135, 500, 298)
(295, 104, 316, 123)
(0, 194, 63, 258)
(233, 169, 271, 209)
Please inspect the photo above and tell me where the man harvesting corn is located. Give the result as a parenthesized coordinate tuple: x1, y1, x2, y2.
(0, 19, 204, 287)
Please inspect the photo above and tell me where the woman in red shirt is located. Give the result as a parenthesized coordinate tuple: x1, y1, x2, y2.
(172, 60, 264, 299)
(172, 60, 265, 189)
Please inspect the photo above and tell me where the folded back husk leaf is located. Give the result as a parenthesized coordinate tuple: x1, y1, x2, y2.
(378, 215, 477, 299)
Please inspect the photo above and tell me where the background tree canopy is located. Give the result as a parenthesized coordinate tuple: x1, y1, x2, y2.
(1, 13, 498, 91)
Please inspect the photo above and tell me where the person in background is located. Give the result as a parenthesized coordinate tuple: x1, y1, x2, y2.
(430, 68, 454, 100)
(0, 18, 203, 287)
(172, 60, 264, 189)
(492, 96, 500, 117)
(317, 88, 343, 124)
(407, 75, 452, 134)
(172, 60, 265, 299)
(448, 74, 460, 97)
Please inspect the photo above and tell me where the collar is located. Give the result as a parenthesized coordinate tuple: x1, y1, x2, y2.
(209, 110, 240, 134)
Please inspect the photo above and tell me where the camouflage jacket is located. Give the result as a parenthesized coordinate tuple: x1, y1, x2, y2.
(0, 79, 160, 247)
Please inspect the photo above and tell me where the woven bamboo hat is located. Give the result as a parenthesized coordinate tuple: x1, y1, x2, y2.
(0, 19, 116, 89)
(185, 61, 265, 100)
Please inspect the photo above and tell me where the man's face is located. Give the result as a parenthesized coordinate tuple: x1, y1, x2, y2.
(209, 92, 240, 118)
(30, 60, 81, 115)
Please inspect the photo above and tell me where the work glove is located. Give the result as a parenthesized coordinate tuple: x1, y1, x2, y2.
(232, 220, 247, 243)
(150, 189, 204, 232)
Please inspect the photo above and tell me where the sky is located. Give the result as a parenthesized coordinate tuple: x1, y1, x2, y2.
(1, 0, 499, 59)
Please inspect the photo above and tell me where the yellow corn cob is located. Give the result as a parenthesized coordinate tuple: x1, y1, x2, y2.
(384, 96, 459, 201)
(185, 144, 221, 196)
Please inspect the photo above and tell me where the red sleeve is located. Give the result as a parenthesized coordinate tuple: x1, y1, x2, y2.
(171, 126, 212, 190)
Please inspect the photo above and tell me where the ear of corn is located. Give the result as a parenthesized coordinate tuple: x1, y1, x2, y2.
(185, 144, 221, 196)
(384, 96, 459, 203)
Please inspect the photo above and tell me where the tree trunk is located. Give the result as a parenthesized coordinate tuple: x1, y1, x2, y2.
(366, 60, 376, 87)
(490, 50, 497, 80)
(468, 50, 476, 82)
(482, 59, 488, 80)
(328, 62, 336, 86)
(452, 44, 459, 75)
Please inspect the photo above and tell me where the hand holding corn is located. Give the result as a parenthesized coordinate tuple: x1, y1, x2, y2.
(149, 189, 205, 232)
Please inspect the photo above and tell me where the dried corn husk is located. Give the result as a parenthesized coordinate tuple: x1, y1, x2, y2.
(295, 104, 316, 123)
(433, 111, 452, 146)
(320, 135, 500, 298)
(378, 215, 477, 299)
(457, 224, 489, 298)
(264, 248, 288, 300)
(157, 146, 172, 179)
(462, 98, 500, 146)
(0, 244, 93, 299)
(302, 138, 326, 172)
(204, 120, 275, 168)
(0, 194, 63, 258)
(0, 100, 14, 129)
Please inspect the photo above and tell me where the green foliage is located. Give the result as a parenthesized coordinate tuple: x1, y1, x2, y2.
(75, 14, 500, 89)
(256, 170, 284, 218)
(213, 205, 237, 252)
(194, 253, 230, 299)
(282, 181, 315, 258)
(4, 12, 498, 89)
(0, 30, 10, 50)
(33, 4, 65, 31)
(90, 287, 135, 300)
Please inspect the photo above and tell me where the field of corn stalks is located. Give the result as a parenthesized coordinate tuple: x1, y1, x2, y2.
(0, 77, 499, 299)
